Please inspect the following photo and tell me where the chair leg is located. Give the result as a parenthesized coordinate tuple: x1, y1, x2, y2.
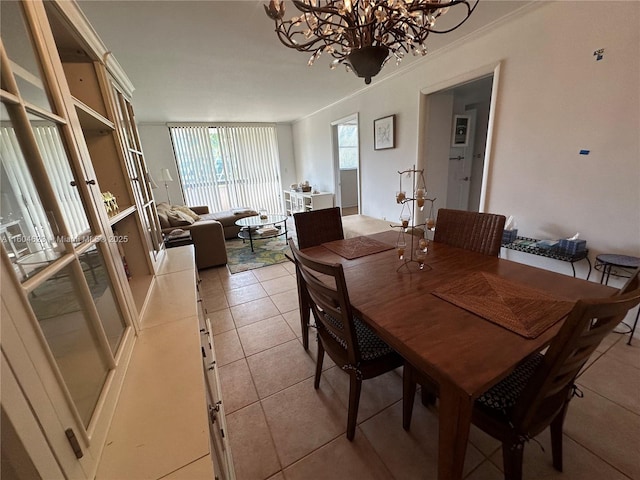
(502, 441, 524, 480)
(301, 305, 310, 350)
(314, 338, 324, 389)
(347, 374, 362, 441)
(402, 364, 416, 431)
(297, 274, 311, 350)
(550, 404, 568, 472)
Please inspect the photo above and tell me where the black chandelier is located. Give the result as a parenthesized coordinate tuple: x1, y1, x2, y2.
(265, 0, 479, 84)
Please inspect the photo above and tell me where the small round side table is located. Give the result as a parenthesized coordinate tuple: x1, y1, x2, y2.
(595, 253, 640, 345)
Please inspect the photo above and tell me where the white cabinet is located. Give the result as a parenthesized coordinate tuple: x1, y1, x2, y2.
(198, 280, 235, 480)
(283, 190, 334, 215)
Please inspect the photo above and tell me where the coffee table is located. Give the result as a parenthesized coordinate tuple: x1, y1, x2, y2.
(235, 214, 288, 253)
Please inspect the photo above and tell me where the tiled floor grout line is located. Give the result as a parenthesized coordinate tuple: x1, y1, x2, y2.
(575, 382, 640, 418)
(202, 230, 639, 480)
(213, 270, 505, 479)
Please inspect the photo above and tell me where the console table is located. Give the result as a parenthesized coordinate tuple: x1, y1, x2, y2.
(501, 236, 592, 279)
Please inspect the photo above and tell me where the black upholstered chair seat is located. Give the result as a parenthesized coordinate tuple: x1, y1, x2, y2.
(324, 313, 395, 361)
(476, 353, 544, 415)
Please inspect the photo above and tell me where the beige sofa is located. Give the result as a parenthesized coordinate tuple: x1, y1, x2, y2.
(201, 208, 259, 239)
(157, 203, 228, 269)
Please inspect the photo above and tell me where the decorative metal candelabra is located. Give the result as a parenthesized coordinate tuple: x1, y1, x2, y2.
(393, 165, 436, 273)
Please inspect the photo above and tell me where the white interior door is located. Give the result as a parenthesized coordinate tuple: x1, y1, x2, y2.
(421, 92, 454, 224)
(447, 109, 476, 210)
(332, 114, 360, 214)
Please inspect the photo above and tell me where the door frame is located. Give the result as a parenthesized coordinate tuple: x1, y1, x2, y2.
(331, 113, 361, 214)
(418, 61, 502, 213)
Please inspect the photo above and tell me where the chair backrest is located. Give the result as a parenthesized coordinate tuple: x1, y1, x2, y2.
(288, 239, 360, 365)
(512, 285, 640, 434)
(294, 207, 344, 250)
(433, 208, 506, 256)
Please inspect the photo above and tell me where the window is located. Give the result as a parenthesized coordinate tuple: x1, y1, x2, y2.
(337, 124, 358, 169)
(170, 125, 282, 213)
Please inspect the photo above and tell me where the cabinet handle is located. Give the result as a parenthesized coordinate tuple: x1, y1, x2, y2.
(71, 180, 96, 186)
(65, 428, 84, 459)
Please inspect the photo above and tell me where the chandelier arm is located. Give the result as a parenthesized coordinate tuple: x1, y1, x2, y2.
(274, 23, 329, 52)
(265, 0, 479, 82)
(293, 0, 358, 29)
(407, 0, 479, 34)
(293, 1, 364, 50)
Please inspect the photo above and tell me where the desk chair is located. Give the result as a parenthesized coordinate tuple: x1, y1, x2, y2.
(293, 207, 344, 349)
(403, 284, 640, 480)
(289, 239, 402, 440)
(433, 208, 506, 257)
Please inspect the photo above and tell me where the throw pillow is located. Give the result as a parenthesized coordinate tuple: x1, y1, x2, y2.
(157, 211, 170, 229)
(173, 205, 201, 221)
(232, 208, 257, 215)
(167, 210, 195, 227)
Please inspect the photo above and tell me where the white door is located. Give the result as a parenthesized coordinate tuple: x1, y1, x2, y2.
(332, 114, 360, 214)
(447, 109, 477, 210)
(420, 92, 454, 224)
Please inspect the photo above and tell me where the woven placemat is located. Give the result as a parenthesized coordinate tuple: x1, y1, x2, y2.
(323, 236, 393, 260)
(432, 272, 574, 338)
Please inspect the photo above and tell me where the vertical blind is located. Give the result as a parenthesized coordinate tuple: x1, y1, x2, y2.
(1, 126, 88, 244)
(169, 124, 282, 214)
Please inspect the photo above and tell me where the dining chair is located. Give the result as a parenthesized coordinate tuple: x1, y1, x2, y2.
(288, 239, 403, 440)
(433, 208, 506, 257)
(293, 207, 344, 349)
(403, 283, 640, 480)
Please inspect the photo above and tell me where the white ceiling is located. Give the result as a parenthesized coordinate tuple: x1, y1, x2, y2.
(77, 0, 530, 124)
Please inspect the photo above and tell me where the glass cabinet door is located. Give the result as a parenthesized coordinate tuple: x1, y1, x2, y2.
(1, 1, 130, 470)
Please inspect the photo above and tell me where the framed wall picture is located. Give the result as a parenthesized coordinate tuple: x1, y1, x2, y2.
(374, 114, 395, 150)
(452, 114, 470, 147)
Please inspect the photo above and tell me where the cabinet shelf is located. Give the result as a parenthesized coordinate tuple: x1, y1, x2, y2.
(73, 97, 115, 132)
(108, 205, 136, 226)
(283, 190, 334, 215)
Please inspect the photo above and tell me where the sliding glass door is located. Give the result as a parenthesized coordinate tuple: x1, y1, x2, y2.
(170, 124, 283, 214)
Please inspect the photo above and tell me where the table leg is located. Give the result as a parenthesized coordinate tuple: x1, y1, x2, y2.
(627, 309, 639, 346)
(248, 229, 254, 253)
(438, 383, 473, 480)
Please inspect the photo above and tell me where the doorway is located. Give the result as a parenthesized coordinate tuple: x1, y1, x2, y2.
(331, 114, 360, 216)
(418, 66, 499, 220)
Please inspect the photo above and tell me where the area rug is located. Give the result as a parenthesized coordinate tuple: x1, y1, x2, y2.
(225, 236, 291, 274)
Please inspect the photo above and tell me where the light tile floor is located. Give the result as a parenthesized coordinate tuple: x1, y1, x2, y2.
(198, 263, 640, 480)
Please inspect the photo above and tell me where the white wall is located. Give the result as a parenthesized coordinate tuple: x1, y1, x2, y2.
(292, 1, 640, 283)
(138, 125, 185, 205)
(138, 123, 297, 209)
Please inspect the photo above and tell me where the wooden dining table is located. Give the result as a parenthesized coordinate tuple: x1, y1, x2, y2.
(301, 230, 615, 480)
